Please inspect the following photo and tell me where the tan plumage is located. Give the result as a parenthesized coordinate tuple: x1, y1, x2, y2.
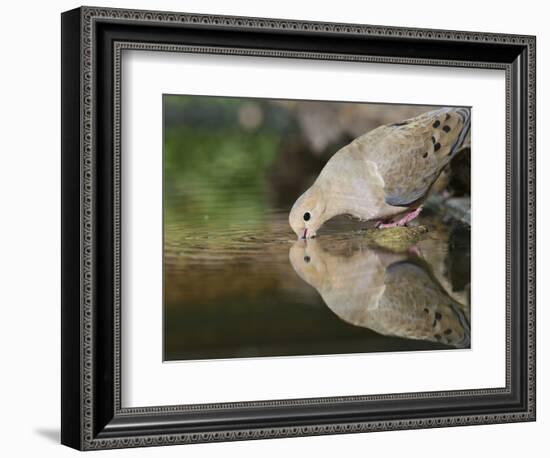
(289, 239, 470, 348)
(289, 107, 471, 238)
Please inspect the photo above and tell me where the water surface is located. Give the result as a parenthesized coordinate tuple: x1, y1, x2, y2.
(164, 203, 470, 361)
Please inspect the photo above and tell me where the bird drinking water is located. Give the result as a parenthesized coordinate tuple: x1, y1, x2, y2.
(288, 107, 471, 239)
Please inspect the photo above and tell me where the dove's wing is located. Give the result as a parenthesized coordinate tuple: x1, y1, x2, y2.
(355, 107, 470, 207)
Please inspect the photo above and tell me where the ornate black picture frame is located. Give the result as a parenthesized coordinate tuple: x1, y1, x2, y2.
(61, 6, 536, 450)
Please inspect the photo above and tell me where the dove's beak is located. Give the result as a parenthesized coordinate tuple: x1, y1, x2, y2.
(301, 228, 308, 239)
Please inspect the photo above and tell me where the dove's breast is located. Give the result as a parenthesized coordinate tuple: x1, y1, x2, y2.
(316, 144, 400, 221)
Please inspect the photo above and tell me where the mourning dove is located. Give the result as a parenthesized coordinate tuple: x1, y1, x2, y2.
(289, 239, 470, 348)
(289, 107, 471, 238)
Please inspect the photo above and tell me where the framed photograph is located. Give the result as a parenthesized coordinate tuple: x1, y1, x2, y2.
(61, 6, 536, 450)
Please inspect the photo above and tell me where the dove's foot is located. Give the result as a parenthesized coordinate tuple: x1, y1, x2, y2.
(375, 207, 423, 229)
(407, 244, 423, 258)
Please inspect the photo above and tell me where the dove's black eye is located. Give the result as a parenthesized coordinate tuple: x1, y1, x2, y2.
(303, 212, 311, 221)
(304, 256, 311, 263)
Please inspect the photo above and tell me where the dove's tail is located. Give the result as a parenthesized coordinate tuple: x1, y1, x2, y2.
(449, 107, 471, 157)
(449, 300, 471, 349)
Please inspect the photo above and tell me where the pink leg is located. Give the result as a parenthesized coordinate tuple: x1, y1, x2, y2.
(375, 207, 422, 229)
(407, 244, 423, 258)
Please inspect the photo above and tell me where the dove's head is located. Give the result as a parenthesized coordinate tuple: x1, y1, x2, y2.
(288, 239, 328, 288)
(289, 186, 327, 239)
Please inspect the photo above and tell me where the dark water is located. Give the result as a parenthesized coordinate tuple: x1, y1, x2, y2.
(163, 95, 471, 362)
(164, 201, 470, 361)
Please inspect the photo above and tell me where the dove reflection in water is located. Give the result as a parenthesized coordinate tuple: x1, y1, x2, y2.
(289, 239, 470, 349)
